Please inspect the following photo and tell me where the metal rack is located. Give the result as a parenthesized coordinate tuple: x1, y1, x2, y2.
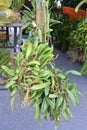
(0, 22, 22, 52)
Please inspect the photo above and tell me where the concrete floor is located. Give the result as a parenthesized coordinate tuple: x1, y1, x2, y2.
(0, 49, 87, 130)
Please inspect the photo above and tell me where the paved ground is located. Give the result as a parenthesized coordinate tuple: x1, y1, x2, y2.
(0, 49, 87, 130)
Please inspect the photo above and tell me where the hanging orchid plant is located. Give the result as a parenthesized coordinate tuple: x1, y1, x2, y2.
(2, 0, 81, 128)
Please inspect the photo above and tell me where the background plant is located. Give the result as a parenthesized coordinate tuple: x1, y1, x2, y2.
(11, 0, 25, 11)
(51, 8, 80, 52)
(68, 17, 87, 75)
(0, 0, 14, 25)
(10, 0, 25, 22)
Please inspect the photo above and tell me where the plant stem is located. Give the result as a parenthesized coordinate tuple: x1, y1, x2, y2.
(36, 2, 46, 42)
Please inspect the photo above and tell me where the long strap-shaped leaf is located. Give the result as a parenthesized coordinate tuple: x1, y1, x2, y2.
(75, 0, 87, 12)
(31, 82, 50, 90)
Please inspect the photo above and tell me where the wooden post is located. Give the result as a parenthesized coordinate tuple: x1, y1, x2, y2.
(36, 2, 46, 42)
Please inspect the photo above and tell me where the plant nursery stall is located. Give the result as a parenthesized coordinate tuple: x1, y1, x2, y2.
(0, 0, 87, 130)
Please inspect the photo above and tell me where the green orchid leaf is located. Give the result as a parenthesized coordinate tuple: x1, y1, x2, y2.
(31, 82, 50, 90)
(28, 60, 40, 66)
(62, 100, 67, 111)
(67, 90, 77, 105)
(35, 105, 40, 119)
(49, 94, 58, 98)
(65, 107, 72, 117)
(11, 88, 17, 96)
(41, 98, 48, 113)
(55, 118, 60, 130)
(65, 70, 81, 76)
(62, 111, 68, 122)
(56, 96, 63, 108)
(75, 0, 87, 12)
(45, 86, 50, 96)
(6, 80, 15, 89)
(2, 66, 14, 76)
(32, 92, 43, 100)
(58, 73, 65, 79)
(45, 97, 55, 109)
(10, 96, 16, 112)
(41, 111, 48, 119)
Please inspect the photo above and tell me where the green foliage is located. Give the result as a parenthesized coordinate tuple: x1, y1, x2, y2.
(2, 41, 81, 128)
(0, 50, 10, 76)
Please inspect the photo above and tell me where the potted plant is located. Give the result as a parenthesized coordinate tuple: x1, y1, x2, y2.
(62, 6, 87, 19)
(68, 17, 87, 75)
(62, 0, 87, 19)
(2, 0, 81, 128)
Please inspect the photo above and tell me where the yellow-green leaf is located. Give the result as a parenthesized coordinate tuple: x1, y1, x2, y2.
(31, 82, 50, 90)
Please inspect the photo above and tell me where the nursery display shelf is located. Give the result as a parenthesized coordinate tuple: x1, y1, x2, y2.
(0, 22, 22, 28)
